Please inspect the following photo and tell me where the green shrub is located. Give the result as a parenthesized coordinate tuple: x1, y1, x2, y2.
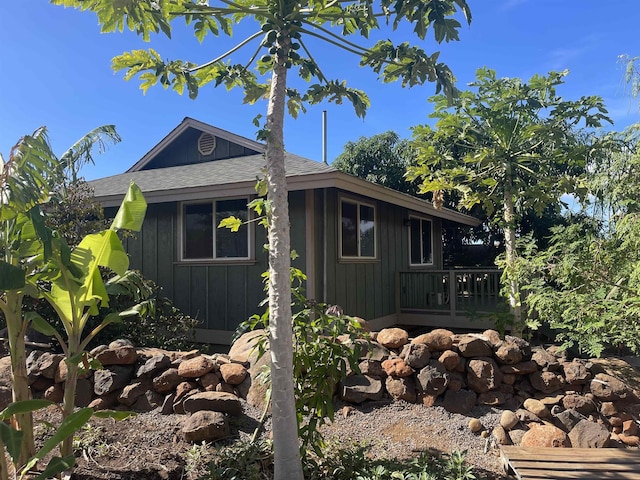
(207, 440, 476, 480)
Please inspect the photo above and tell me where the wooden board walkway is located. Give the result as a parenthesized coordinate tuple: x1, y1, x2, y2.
(500, 446, 640, 479)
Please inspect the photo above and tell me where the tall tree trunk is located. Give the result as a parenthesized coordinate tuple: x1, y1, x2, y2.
(503, 186, 522, 336)
(4, 292, 36, 462)
(265, 36, 304, 480)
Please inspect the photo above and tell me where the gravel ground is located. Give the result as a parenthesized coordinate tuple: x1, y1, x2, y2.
(318, 399, 505, 479)
(39, 395, 507, 479)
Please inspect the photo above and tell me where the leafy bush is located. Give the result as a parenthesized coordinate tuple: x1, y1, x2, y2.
(208, 440, 476, 480)
(516, 215, 640, 356)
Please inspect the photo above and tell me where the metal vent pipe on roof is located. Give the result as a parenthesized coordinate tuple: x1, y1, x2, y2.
(322, 110, 328, 165)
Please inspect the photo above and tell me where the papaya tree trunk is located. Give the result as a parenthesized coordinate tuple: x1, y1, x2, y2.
(503, 185, 522, 336)
(264, 35, 304, 480)
(4, 291, 36, 462)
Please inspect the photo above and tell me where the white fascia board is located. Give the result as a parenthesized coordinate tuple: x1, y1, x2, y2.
(127, 117, 266, 173)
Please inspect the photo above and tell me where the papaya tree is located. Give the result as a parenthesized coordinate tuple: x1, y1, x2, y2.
(0, 126, 119, 463)
(408, 68, 611, 333)
(51, 1, 472, 477)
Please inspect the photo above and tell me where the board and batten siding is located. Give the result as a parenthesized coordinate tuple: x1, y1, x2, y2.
(313, 188, 442, 323)
(117, 191, 307, 338)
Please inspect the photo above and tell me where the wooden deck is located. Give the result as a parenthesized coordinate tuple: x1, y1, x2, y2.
(501, 446, 640, 479)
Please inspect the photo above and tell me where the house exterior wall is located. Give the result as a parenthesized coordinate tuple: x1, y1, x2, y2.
(116, 190, 307, 340)
(113, 186, 444, 342)
(312, 188, 443, 323)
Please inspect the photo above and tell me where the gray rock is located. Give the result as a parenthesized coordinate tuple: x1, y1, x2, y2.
(118, 379, 152, 407)
(340, 375, 384, 404)
(590, 373, 630, 401)
(416, 361, 448, 396)
(456, 335, 492, 358)
(136, 354, 171, 378)
(442, 389, 476, 414)
(153, 368, 182, 393)
(467, 358, 503, 393)
(554, 408, 586, 433)
(568, 419, 610, 448)
(400, 343, 431, 370)
(132, 389, 165, 412)
(359, 359, 386, 377)
(385, 376, 417, 403)
(529, 371, 564, 394)
(562, 361, 591, 385)
(94, 366, 133, 396)
(182, 411, 229, 443)
(183, 391, 242, 416)
(26, 351, 62, 380)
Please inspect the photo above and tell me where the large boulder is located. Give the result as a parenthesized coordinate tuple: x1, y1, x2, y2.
(520, 423, 570, 448)
(178, 356, 216, 379)
(385, 376, 417, 403)
(412, 329, 454, 351)
(94, 366, 134, 396)
(377, 328, 409, 349)
(467, 358, 502, 393)
(400, 343, 430, 370)
(568, 419, 610, 448)
(416, 361, 448, 396)
(94, 346, 138, 366)
(183, 391, 242, 416)
(590, 373, 630, 401)
(182, 411, 229, 443)
(340, 375, 384, 404)
(456, 335, 492, 358)
(381, 358, 414, 378)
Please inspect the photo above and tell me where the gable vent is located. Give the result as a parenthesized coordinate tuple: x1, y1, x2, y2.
(198, 132, 216, 155)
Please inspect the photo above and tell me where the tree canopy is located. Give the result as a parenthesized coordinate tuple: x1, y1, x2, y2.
(408, 68, 611, 331)
(333, 131, 419, 194)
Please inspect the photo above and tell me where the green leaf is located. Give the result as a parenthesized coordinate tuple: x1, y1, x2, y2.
(218, 216, 243, 232)
(0, 421, 23, 464)
(26, 312, 58, 337)
(22, 408, 93, 475)
(0, 399, 53, 421)
(111, 182, 147, 232)
(0, 260, 25, 290)
(34, 455, 76, 480)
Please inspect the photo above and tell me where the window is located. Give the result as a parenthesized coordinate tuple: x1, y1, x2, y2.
(409, 217, 433, 266)
(340, 199, 376, 258)
(182, 198, 249, 260)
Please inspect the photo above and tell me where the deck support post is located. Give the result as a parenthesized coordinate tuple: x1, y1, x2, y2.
(448, 270, 457, 318)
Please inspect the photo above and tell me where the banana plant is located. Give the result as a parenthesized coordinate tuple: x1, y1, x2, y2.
(29, 181, 147, 457)
(0, 126, 120, 464)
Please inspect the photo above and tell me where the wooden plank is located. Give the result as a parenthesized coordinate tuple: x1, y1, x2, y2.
(501, 446, 640, 480)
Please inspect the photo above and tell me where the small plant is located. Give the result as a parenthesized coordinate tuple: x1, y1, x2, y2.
(183, 441, 212, 477)
(208, 439, 274, 480)
(73, 423, 110, 459)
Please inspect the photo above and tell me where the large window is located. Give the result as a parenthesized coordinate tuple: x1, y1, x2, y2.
(340, 199, 376, 258)
(182, 198, 250, 260)
(409, 216, 433, 266)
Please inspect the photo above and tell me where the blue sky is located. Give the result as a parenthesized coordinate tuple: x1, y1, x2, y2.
(1, 1, 639, 180)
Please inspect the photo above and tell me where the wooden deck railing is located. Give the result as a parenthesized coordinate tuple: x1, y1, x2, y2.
(397, 269, 503, 317)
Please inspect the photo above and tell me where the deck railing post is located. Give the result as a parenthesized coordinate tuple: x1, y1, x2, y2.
(448, 270, 456, 318)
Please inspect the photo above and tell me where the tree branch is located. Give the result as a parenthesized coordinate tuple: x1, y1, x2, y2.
(188, 30, 263, 72)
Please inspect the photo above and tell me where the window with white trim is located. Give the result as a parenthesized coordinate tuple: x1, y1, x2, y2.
(340, 199, 376, 258)
(182, 198, 250, 260)
(409, 216, 433, 266)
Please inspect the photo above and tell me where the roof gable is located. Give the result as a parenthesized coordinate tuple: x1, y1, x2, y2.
(127, 117, 265, 172)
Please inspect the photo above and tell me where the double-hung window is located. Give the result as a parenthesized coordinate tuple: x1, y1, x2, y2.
(409, 216, 433, 266)
(182, 198, 250, 260)
(340, 198, 376, 259)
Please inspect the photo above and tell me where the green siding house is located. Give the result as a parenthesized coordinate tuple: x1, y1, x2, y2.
(91, 118, 492, 345)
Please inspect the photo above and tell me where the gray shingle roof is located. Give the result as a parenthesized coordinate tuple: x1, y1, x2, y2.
(90, 152, 336, 198)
